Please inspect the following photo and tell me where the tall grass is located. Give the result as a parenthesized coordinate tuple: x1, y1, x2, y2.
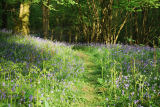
(0, 34, 84, 106)
(0, 32, 160, 106)
(74, 44, 160, 106)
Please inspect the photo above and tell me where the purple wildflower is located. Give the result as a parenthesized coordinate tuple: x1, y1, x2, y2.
(122, 90, 124, 95)
(134, 100, 139, 104)
(124, 84, 129, 89)
(29, 95, 33, 102)
(131, 92, 134, 96)
(2, 82, 5, 86)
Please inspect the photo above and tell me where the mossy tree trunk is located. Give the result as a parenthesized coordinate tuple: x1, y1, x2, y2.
(18, 2, 30, 35)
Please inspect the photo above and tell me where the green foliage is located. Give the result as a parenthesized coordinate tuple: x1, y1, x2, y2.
(73, 44, 160, 106)
(120, 0, 160, 12)
(1, 31, 160, 106)
(0, 34, 84, 106)
(0, 0, 160, 44)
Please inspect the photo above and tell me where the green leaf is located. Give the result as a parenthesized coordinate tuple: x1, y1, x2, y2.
(45, 99, 50, 107)
(97, 78, 104, 85)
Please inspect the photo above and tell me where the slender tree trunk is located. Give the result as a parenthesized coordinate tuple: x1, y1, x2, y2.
(129, 13, 133, 45)
(134, 12, 139, 44)
(142, 8, 147, 44)
(114, 12, 129, 44)
(91, 22, 95, 42)
(51, 29, 54, 41)
(18, 2, 30, 35)
(68, 31, 72, 43)
(95, 2, 101, 43)
(83, 24, 88, 42)
(125, 23, 128, 44)
(60, 29, 63, 41)
(42, 0, 50, 39)
(96, 20, 101, 42)
(75, 33, 78, 43)
(76, 0, 88, 43)
(75, 26, 79, 43)
(106, 0, 113, 44)
(101, 0, 107, 43)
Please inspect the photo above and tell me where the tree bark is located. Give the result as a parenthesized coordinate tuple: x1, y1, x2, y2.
(91, 22, 95, 42)
(134, 12, 139, 44)
(106, 0, 113, 44)
(42, 0, 50, 39)
(129, 13, 133, 45)
(68, 31, 72, 43)
(142, 8, 148, 44)
(114, 12, 129, 44)
(101, 0, 107, 43)
(18, 2, 30, 35)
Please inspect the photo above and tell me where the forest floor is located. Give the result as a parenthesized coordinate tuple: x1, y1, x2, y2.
(1, 34, 160, 107)
(74, 50, 104, 107)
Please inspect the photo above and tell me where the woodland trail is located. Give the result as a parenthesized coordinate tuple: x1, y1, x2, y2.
(73, 50, 105, 107)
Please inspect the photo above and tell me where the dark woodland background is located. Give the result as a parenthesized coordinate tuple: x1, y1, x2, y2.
(0, 0, 160, 46)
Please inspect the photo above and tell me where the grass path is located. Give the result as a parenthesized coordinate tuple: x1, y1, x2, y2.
(74, 50, 105, 107)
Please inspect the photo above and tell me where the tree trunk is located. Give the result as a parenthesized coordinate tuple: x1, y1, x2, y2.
(101, 0, 114, 44)
(106, 0, 113, 44)
(51, 29, 54, 41)
(75, 26, 79, 43)
(60, 29, 63, 41)
(129, 13, 133, 45)
(133, 12, 139, 44)
(101, 0, 107, 43)
(83, 24, 88, 42)
(91, 22, 95, 42)
(18, 2, 30, 35)
(42, 0, 50, 39)
(142, 8, 148, 44)
(68, 31, 72, 43)
(114, 12, 129, 44)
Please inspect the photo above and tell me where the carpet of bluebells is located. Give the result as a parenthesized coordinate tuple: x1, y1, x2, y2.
(0, 32, 84, 106)
(73, 43, 160, 106)
(0, 31, 160, 107)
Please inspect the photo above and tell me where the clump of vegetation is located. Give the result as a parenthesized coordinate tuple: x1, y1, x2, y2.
(0, 33, 160, 106)
(74, 44, 160, 106)
(0, 34, 84, 106)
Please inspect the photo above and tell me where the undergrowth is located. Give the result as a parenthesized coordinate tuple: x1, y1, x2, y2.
(0, 34, 84, 107)
(0, 33, 160, 107)
(73, 44, 160, 107)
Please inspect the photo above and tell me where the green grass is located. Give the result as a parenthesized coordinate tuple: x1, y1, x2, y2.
(0, 33, 160, 107)
(0, 34, 85, 107)
(73, 45, 160, 107)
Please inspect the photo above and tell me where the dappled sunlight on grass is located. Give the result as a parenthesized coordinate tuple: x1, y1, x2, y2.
(73, 44, 160, 106)
(0, 33, 84, 106)
(0, 33, 160, 106)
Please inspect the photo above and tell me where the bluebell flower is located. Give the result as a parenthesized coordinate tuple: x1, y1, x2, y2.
(29, 95, 33, 102)
(122, 90, 124, 95)
(124, 84, 129, 89)
(2, 82, 5, 86)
